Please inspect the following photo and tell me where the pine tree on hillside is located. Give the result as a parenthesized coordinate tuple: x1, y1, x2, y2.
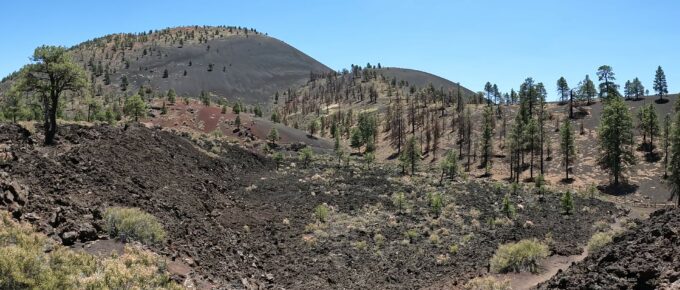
(400, 136, 421, 175)
(578, 74, 597, 105)
(597, 65, 618, 99)
(557, 77, 569, 104)
(13, 46, 88, 144)
(440, 149, 459, 181)
(667, 107, 680, 206)
(598, 96, 635, 186)
(480, 106, 494, 175)
(560, 118, 576, 181)
(654, 66, 668, 103)
(663, 113, 671, 178)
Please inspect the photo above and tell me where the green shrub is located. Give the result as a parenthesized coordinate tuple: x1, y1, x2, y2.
(314, 204, 330, 223)
(352, 240, 368, 251)
(501, 194, 515, 219)
(429, 233, 440, 245)
(373, 233, 385, 248)
(464, 276, 511, 290)
(392, 192, 407, 213)
(449, 244, 460, 255)
(587, 231, 613, 253)
(490, 239, 549, 273)
(404, 229, 419, 242)
(0, 211, 180, 290)
(299, 147, 313, 168)
(103, 207, 166, 245)
(428, 192, 444, 217)
(561, 191, 574, 215)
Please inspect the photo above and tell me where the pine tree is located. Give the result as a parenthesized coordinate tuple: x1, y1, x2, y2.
(267, 127, 279, 145)
(480, 106, 494, 174)
(668, 108, 680, 206)
(399, 136, 420, 175)
(653, 66, 668, 103)
(560, 118, 576, 181)
(124, 94, 146, 122)
(663, 113, 671, 178)
(440, 149, 459, 181)
(557, 77, 569, 104)
(598, 96, 635, 186)
(579, 74, 597, 105)
(597, 65, 617, 99)
(167, 88, 176, 104)
(120, 75, 128, 91)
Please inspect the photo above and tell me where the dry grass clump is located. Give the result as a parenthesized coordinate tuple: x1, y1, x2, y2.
(0, 211, 180, 290)
(490, 238, 549, 273)
(587, 231, 614, 253)
(103, 207, 167, 245)
(464, 276, 511, 290)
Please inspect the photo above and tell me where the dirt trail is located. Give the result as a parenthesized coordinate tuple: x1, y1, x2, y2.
(497, 249, 589, 290)
(496, 204, 660, 290)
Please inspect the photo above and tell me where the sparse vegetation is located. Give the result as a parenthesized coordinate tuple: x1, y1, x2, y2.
(490, 239, 549, 273)
(587, 231, 614, 252)
(103, 207, 166, 245)
(0, 211, 180, 290)
(464, 276, 512, 290)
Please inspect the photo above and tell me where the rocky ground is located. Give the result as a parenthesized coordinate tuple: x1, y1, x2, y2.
(0, 122, 626, 289)
(537, 208, 680, 290)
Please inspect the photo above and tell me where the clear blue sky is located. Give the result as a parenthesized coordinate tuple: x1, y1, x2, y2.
(1, 0, 678, 100)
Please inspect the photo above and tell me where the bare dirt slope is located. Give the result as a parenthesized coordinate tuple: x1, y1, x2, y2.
(0, 26, 331, 105)
(377, 67, 475, 97)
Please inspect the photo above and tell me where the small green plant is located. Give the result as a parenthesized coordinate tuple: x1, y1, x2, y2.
(0, 211, 181, 290)
(428, 192, 444, 217)
(103, 207, 166, 245)
(449, 244, 460, 255)
(464, 276, 511, 290)
(587, 231, 613, 252)
(373, 233, 385, 248)
(273, 152, 284, 170)
(429, 233, 440, 245)
(561, 190, 574, 215)
(299, 147, 313, 168)
(404, 229, 419, 243)
(352, 240, 368, 251)
(461, 233, 474, 245)
(490, 239, 549, 273)
(511, 182, 520, 195)
(314, 204, 330, 223)
(392, 192, 407, 213)
(535, 174, 546, 195)
(364, 152, 375, 169)
(501, 194, 515, 219)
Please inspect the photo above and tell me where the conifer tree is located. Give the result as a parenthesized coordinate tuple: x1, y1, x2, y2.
(578, 74, 597, 105)
(560, 118, 576, 181)
(124, 94, 146, 122)
(598, 96, 635, 185)
(557, 77, 569, 104)
(440, 149, 459, 181)
(668, 108, 680, 206)
(663, 113, 671, 178)
(480, 106, 494, 174)
(267, 127, 279, 145)
(399, 136, 420, 175)
(653, 66, 668, 103)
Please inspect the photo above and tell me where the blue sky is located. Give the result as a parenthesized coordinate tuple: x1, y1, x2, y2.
(1, 0, 678, 100)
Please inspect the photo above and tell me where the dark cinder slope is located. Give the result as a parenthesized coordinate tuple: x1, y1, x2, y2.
(377, 67, 475, 97)
(125, 34, 331, 104)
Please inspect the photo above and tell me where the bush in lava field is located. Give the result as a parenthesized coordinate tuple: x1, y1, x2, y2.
(490, 238, 549, 273)
(104, 207, 166, 245)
